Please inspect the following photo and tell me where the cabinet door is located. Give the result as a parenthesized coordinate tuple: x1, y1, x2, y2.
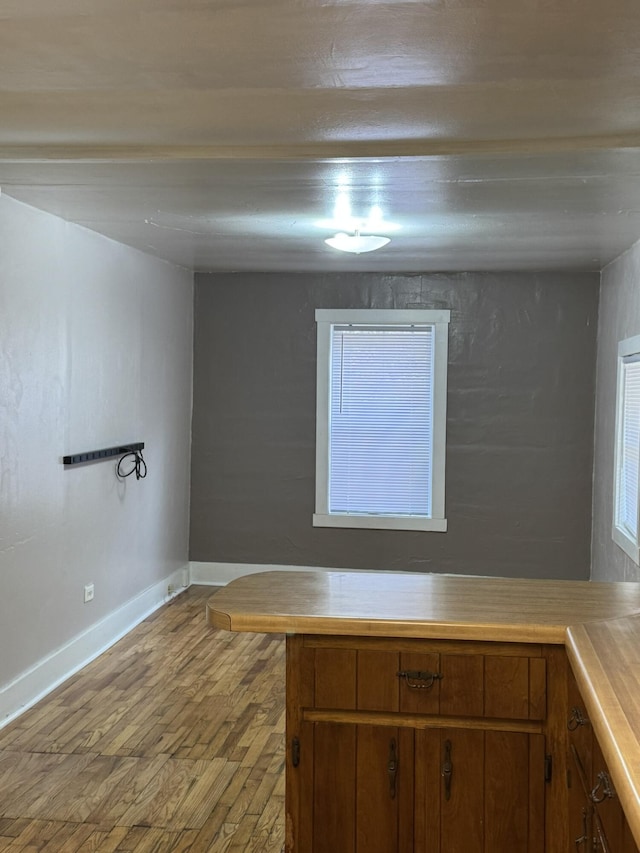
(414, 728, 545, 853)
(567, 673, 593, 786)
(569, 804, 593, 853)
(623, 816, 640, 853)
(591, 811, 640, 853)
(565, 671, 640, 853)
(567, 673, 593, 852)
(308, 722, 413, 853)
(591, 737, 623, 851)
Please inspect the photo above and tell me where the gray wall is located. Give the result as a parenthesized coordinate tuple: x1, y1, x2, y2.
(592, 239, 640, 581)
(190, 271, 599, 580)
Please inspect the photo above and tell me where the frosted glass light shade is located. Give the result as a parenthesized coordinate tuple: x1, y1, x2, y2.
(325, 232, 391, 254)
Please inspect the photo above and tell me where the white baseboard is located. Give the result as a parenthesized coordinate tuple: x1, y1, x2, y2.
(190, 561, 307, 586)
(189, 561, 376, 586)
(0, 564, 190, 729)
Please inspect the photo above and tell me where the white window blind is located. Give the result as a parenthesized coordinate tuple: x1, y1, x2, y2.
(328, 324, 434, 517)
(616, 355, 640, 541)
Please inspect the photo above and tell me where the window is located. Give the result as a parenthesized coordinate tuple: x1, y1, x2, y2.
(314, 308, 450, 532)
(613, 334, 640, 563)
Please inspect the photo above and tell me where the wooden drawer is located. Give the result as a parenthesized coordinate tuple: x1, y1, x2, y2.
(309, 638, 546, 721)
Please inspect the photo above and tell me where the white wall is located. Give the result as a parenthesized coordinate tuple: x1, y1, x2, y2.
(592, 237, 640, 580)
(0, 194, 193, 721)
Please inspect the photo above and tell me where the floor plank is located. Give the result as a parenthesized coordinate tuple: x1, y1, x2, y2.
(0, 587, 285, 851)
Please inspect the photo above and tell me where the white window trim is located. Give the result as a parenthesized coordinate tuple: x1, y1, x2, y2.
(313, 308, 450, 532)
(612, 333, 640, 564)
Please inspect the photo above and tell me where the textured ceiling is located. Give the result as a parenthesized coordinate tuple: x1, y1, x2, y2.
(2, 0, 640, 272)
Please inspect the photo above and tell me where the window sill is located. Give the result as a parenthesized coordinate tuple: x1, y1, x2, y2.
(612, 525, 640, 565)
(313, 513, 448, 533)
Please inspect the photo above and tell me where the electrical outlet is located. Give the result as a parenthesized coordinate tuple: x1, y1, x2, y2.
(84, 583, 94, 603)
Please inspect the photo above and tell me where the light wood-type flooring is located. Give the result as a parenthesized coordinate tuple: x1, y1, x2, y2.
(0, 586, 285, 852)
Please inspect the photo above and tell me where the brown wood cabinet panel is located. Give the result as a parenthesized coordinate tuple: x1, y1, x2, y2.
(413, 724, 441, 853)
(565, 669, 640, 853)
(569, 746, 591, 850)
(484, 730, 545, 852)
(593, 811, 612, 852)
(567, 671, 593, 791)
(308, 722, 411, 853)
(529, 656, 547, 720)
(415, 728, 545, 852)
(623, 816, 640, 853)
(484, 730, 527, 849)
(296, 723, 315, 853)
(286, 636, 315, 853)
(312, 723, 356, 853)
(528, 733, 547, 852)
(357, 650, 399, 712)
(592, 736, 624, 851)
(439, 654, 484, 717)
(570, 804, 592, 853)
(355, 726, 403, 853)
(315, 648, 356, 709)
(590, 795, 640, 853)
(440, 728, 485, 852)
(484, 655, 530, 719)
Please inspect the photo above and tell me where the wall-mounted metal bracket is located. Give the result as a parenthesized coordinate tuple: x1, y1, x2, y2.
(63, 442, 144, 466)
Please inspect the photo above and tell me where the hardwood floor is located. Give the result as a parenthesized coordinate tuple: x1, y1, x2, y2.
(0, 587, 286, 852)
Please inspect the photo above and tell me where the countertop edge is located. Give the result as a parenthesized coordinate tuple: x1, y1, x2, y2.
(207, 602, 231, 632)
(206, 607, 569, 644)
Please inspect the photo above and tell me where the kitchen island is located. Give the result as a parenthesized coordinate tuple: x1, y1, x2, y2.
(208, 570, 640, 852)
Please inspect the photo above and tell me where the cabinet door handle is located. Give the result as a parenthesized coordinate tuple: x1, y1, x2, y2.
(590, 771, 614, 804)
(397, 669, 443, 689)
(388, 738, 398, 799)
(574, 807, 588, 850)
(568, 706, 589, 731)
(442, 739, 453, 801)
(291, 737, 300, 768)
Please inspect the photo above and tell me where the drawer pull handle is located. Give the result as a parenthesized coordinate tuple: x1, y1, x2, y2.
(388, 738, 398, 800)
(397, 669, 443, 689)
(442, 739, 453, 801)
(568, 706, 589, 730)
(590, 771, 615, 803)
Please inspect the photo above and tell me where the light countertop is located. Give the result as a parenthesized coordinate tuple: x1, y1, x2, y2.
(208, 569, 640, 643)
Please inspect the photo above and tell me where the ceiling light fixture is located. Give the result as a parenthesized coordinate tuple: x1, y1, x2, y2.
(325, 229, 391, 254)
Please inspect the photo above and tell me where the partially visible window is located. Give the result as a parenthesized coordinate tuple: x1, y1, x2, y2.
(314, 308, 450, 532)
(613, 334, 640, 563)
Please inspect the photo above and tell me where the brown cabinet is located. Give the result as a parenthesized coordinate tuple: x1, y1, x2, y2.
(287, 635, 549, 852)
(567, 672, 639, 853)
(209, 570, 640, 853)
